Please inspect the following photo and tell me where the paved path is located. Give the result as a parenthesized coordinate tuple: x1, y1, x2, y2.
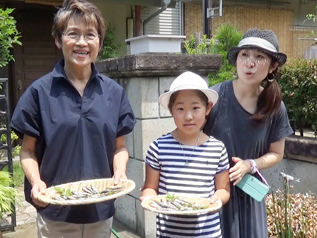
(2, 189, 140, 238)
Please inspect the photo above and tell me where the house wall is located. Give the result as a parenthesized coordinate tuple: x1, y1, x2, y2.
(292, 26, 317, 58)
(93, 2, 183, 56)
(184, 3, 317, 59)
(10, 4, 61, 107)
(291, 0, 317, 27)
(93, 1, 132, 56)
(271, 0, 317, 57)
(184, 3, 297, 58)
(0, 67, 8, 78)
(142, 2, 182, 35)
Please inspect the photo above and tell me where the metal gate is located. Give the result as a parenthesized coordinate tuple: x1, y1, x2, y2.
(0, 78, 16, 231)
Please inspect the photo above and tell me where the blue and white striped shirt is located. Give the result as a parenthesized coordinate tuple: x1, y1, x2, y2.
(146, 133, 229, 238)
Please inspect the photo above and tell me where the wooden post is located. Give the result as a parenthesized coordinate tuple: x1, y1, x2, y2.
(135, 5, 142, 36)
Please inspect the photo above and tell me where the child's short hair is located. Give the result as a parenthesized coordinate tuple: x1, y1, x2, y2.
(159, 71, 218, 110)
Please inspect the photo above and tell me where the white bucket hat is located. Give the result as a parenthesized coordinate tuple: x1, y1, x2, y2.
(159, 71, 219, 110)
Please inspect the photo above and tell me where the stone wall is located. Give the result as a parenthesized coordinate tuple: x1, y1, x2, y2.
(262, 136, 317, 194)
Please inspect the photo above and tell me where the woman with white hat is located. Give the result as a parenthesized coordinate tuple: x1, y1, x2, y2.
(141, 71, 230, 237)
(204, 28, 293, 238)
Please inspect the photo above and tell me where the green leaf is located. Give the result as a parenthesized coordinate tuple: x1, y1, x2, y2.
(277, 58, 317, 135)
(0, 8, 21, 67)
(66, 188, 72, 196)
(54, 187, 64, 194)
(166, 193, 178, 202)
(54, 187, 73, 197)
(0, 171, 21, 218)
(99, 23, 120, 59)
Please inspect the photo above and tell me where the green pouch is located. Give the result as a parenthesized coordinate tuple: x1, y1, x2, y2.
(236, 173, 270, 202)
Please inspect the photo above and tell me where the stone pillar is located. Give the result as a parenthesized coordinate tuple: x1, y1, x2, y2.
(96, 53, 222, 238)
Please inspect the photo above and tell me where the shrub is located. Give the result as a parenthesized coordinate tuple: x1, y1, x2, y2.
(277, 59, 317, 135)
(209, 23, 242, 60)
(183, 24, 242, 86)
(184, 34, 209, 55)
(0, 131, 21, 158)
(3, 162, 24, 188)
(209, 23, 242, 86)
(0, 8, 22, 221)
(0, 8, 21, 67)
(0, 171, 21, 219)
(99, 23, 121, 59)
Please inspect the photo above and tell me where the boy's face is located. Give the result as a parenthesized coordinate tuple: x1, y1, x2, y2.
(170, 90, 212, 138)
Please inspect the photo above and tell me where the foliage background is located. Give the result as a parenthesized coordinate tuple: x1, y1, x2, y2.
(208, 23, 242, 86)
(183, 23, 242, 86)
(277, 59, 317, 135)
(0, 8, 21, 67)
(0, 7, 21, 219)
(99, 23, 121, 59)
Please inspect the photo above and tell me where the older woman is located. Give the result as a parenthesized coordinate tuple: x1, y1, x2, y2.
(204, 28, 293, 238)
(10, 0, 136, 237)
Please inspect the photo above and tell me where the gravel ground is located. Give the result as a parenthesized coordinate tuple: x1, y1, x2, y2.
(2, 223, 36, 238)
(2, 219, 140, 238)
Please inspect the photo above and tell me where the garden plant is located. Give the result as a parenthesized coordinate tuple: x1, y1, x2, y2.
(277, 59, 317, 136)
(266, 174, 317, 238)
(184, 34, 209, 55)
(0, 7, 22, 234)
(183, 23, 242, 86)
(0, 8, 21, 67)
(208, 23, 242, 86)
(99, 23, 121, 59)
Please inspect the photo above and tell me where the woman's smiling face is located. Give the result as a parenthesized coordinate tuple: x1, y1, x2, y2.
(56, 18, 100, 71)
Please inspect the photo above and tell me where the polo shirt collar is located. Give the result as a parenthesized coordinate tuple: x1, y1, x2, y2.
(51, 59, 104, 82)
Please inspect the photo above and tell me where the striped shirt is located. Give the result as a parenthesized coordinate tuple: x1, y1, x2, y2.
(146, 133, 229, 238)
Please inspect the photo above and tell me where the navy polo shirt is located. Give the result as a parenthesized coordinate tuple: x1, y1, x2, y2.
(10, 60, 136, 223)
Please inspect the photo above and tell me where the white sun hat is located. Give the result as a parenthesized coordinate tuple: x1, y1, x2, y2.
(159, 71, 219, 110)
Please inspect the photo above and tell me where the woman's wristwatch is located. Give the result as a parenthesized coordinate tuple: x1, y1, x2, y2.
(247, 159, 258, 174)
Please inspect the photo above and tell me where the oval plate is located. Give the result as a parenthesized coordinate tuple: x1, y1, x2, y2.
(38, 178, 135, 206)
(141, 195, 222, 215)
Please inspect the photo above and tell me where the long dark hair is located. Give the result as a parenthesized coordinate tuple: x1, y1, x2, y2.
(252, 62, 281, 121)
